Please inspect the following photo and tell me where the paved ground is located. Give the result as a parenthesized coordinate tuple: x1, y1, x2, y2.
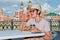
(54, 31, 60, 40)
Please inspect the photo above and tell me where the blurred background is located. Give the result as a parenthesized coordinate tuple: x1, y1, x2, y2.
(0, 0, 60, 40)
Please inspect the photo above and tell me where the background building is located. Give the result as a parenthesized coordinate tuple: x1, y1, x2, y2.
(0, 9, 12, 21)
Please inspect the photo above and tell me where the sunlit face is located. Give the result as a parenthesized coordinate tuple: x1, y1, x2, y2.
(30, 9, 37, 18)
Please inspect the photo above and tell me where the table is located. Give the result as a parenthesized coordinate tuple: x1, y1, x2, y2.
(0, 30, 45, 40)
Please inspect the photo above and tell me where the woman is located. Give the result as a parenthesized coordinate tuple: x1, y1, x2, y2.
(19, 5, 51, 40)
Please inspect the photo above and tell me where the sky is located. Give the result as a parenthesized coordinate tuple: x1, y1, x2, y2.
(0, 0, 60, 16)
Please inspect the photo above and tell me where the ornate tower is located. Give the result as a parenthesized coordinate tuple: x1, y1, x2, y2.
(44, 10, 48, 15)
(27, 0, 32, 20)
(27, 0, 32, 11)
(0, 9, 3, 15)
(20, 2, 24, 12)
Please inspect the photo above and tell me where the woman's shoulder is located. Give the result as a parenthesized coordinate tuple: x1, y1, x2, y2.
(41, 18, 49, 23)
(27, 18, 35, 22)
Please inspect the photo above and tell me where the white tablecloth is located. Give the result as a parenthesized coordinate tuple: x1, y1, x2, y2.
(0, 30, 45, 40)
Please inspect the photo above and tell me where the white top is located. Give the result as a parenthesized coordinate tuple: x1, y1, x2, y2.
(0, 30, 45, 40)
(26, 18, 50, 32)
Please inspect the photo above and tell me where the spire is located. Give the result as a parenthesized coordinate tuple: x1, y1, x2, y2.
(21, 1, 24, 6)
(28, 0, 32, 5)
(0, 9, 3, 15)
(20, 1, 24, 11)
(28, 0, 31, 3)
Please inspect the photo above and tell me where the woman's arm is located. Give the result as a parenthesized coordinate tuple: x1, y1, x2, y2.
(18, 22, 29, 31)
(30, 26, 41, 32)
(42, 32, 51, 40)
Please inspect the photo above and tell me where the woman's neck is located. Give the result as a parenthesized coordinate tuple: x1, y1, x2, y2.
(35, 17, 42, 23)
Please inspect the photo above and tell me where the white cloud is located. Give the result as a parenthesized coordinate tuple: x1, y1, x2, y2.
(45, 0, 48, 1)
(2, 0, 47, 4)
(6, 11, 12, 13)
(54, 5, 60, 15)
(58, 5, 60, 8)
(42, 3, 52, 12)
(6, 11, 15, 16)
(33, 0, 46, 5)
(54, 5, 60, 11)
(2, 8, 6, 11)
(12, 5, 18, 8)
(2, 0, 29, 2)
(57, 5, 60, 10)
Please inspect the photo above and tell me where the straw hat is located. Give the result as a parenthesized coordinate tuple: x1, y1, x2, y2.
(31, 5, 41, 10)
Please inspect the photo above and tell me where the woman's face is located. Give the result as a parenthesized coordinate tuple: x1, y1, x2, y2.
(30, 9, 37, 18)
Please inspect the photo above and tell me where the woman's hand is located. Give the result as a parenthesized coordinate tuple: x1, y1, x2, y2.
(23, 26, 29, 31)
(43, 32, 51, 40)
(30, 26, 41, 32)
(18, 22, 29, 31)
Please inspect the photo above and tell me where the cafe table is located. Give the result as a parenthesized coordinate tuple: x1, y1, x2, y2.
(0, 30, 45, 40)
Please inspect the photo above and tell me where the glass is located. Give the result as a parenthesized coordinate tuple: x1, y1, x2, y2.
(29, 24, 35, 32)
(0, 26, 3, 31)
(29, 25, 32, 32)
